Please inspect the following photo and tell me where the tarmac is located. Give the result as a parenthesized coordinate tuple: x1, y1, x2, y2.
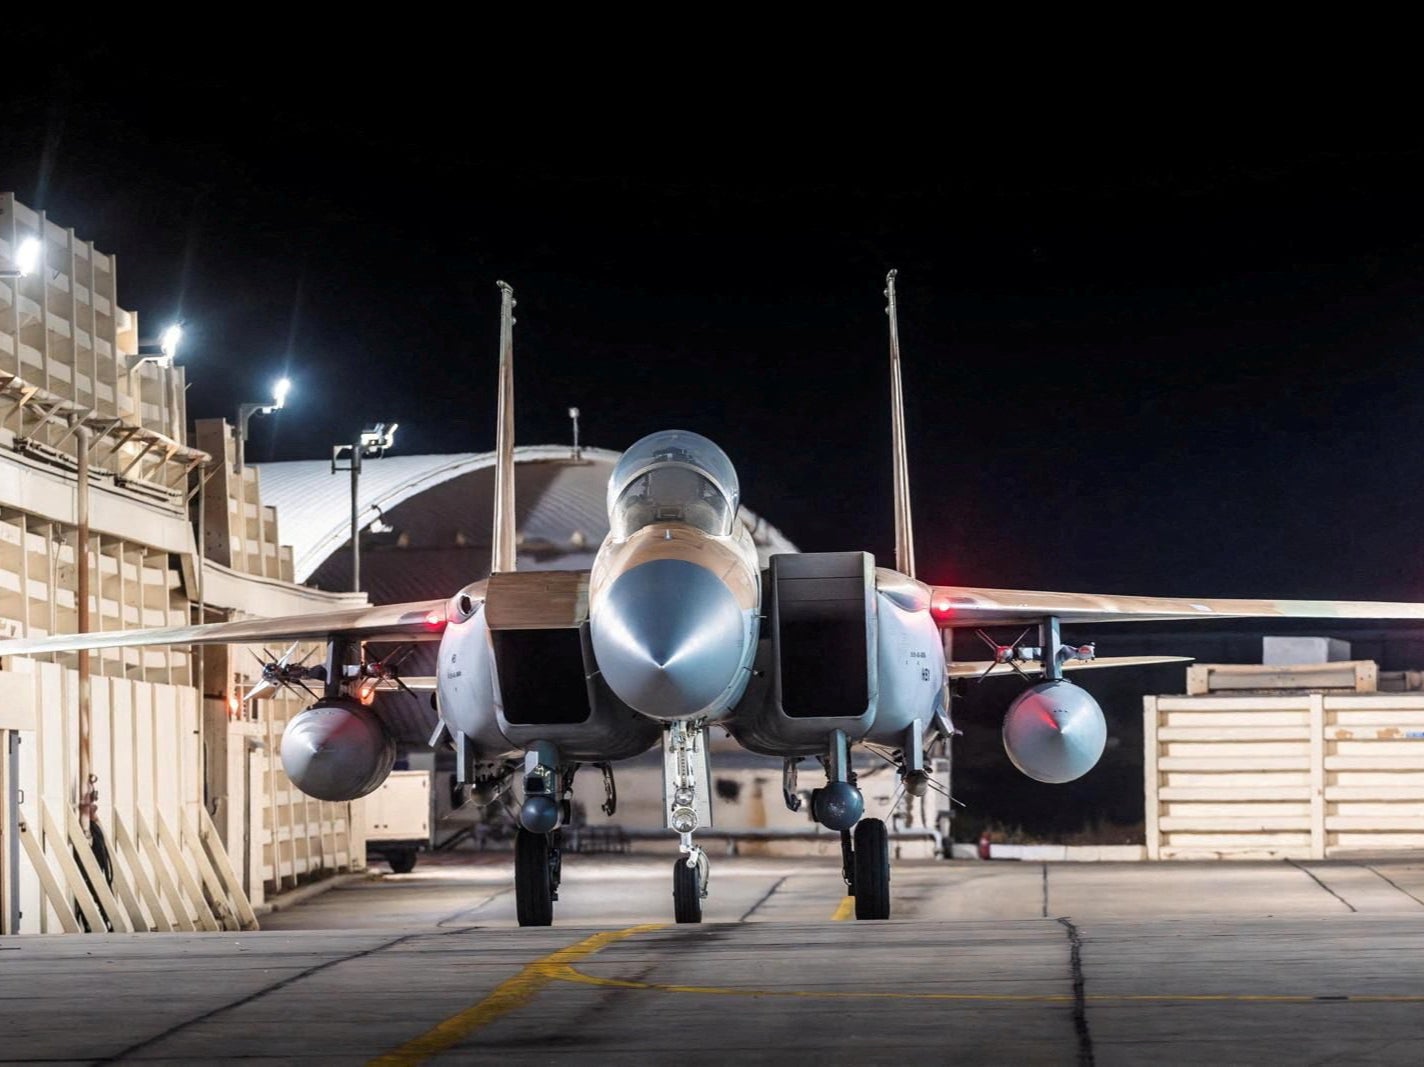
(3, 851, 1424, 1064)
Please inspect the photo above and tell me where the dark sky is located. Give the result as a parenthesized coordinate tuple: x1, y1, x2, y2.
(5, 45, 1424, 603)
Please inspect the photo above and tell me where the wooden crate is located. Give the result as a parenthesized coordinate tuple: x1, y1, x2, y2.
(1144, 691, 1424, 859)
(1186, 660, 1377, 696)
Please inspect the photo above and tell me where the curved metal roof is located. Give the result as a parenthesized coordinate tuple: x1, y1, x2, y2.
(256, 445, 797, 584)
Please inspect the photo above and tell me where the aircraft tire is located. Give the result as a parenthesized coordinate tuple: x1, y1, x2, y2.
(387, 848, 418, 874)
(853, 818, 890, 920)
(516, 829, 555, 926)
(673, 859, 702, 924)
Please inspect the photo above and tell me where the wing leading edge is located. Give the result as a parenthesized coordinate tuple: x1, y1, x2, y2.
(929, 585, 1424, 628)
(0, 597, 459, 658)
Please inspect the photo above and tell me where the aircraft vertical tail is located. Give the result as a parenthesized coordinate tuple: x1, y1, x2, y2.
(492, 281, 518, 574)
(885, 269, 916, 579)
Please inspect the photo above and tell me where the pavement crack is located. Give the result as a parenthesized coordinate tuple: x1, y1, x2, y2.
(1285, 859, 1357, 913)
(438, 886, 514, 926)
(1055, 916, 1095, 1067)
(93, 927, 471, 1063)
(740, 876, 788, 922)
(1041, 863, 1049, 919)
(1357, 863, 1424, 909)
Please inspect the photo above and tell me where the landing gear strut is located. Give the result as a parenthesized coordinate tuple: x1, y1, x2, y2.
(664, 722, 712, 924)
(515, 827, 561, 927)
(812, 730, 889, 920)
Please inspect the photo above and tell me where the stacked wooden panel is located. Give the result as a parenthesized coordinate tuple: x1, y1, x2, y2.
(1146, 687, 1424, 859)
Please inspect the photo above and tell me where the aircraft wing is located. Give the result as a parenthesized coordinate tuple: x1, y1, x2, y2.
(0, 597, 460, 658)
(946, 655, 1193, 678)
(929, 585, 1424, 628)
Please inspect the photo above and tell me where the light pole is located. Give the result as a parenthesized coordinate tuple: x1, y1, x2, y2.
(331, 423, 398, 593)
(127, 322, 186, 441)
(234, 377, 291, 474)
(0, 236, 41, 279)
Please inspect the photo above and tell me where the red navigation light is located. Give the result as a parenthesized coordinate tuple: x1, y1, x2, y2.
(424, 608, 445, 629)
(929, 597, 955, 625)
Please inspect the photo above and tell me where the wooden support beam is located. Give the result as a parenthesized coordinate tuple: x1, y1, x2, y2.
(67, 807, 143, 934)
(39, 799, 110, 933)
(156, 809, 221, 932)
(134, 809, 196, 932)
(15, 808, 81, 933)
(198, 802, 260, 929)
(112, 809, 172, 932)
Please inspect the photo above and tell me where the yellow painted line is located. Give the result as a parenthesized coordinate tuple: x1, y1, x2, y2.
(550, 966, 1424, 1005)
(831, 896, 855, 921)
(369, 923, 663, 1065)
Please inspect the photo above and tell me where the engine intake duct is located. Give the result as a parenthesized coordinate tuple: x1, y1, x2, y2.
(486, 570, 594, 727)
(770, 552, 875, 719)
(492, 623, 592, 725)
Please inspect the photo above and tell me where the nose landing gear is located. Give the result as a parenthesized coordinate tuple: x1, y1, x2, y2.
(664, 722, 712, 923)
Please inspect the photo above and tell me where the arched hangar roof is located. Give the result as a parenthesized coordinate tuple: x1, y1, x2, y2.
(256, 445, 799, 586)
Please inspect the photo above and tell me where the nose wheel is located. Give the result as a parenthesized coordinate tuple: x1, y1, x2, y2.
(673, 851, 708, 924)
(515, 828, 560, 927)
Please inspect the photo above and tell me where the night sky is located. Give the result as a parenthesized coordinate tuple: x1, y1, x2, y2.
(6, 47, 1424, 605)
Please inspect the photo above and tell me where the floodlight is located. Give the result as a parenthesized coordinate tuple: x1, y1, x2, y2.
(159, 323, 183, 360)
(16, 237, 40, 277)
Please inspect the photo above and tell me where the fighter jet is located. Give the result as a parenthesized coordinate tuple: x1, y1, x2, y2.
(5, 274, 1424, 927)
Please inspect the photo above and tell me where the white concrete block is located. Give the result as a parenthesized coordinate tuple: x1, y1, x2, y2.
(1263, 636, 1351, 665)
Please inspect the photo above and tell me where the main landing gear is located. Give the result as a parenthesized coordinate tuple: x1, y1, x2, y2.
(851, 818, 890, 919)
(515, 827, 562, 927)
(834, 815, 890, 920)
(514, 741, 568, 927)
(798, 729, 892, 920)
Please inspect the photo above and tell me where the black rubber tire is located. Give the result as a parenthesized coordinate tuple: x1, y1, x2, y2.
(516, 829, 555, 927)
(673, 859, 702, 924)
(853, 818, 890, 920)
(387, 848, 417, 874)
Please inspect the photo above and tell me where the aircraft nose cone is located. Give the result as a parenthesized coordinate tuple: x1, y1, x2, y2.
(592, 559, 746, 719)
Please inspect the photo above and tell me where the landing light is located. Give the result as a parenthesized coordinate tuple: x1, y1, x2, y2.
(272, 377, 291, 409)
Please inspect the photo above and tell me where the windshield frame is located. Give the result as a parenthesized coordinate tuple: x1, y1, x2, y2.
(609, 458, 738, 539)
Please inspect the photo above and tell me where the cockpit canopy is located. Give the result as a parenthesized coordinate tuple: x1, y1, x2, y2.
(607, 430, 740, 539)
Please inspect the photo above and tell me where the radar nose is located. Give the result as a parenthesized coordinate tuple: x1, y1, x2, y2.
(591, 559, 746, 719)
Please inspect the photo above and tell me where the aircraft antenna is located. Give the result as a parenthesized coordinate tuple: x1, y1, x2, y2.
(492, 280, 518, 574)
(885, 269, 916, 578)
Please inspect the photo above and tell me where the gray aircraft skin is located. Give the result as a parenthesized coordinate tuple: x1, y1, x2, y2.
(9, 276, 1424, 925)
